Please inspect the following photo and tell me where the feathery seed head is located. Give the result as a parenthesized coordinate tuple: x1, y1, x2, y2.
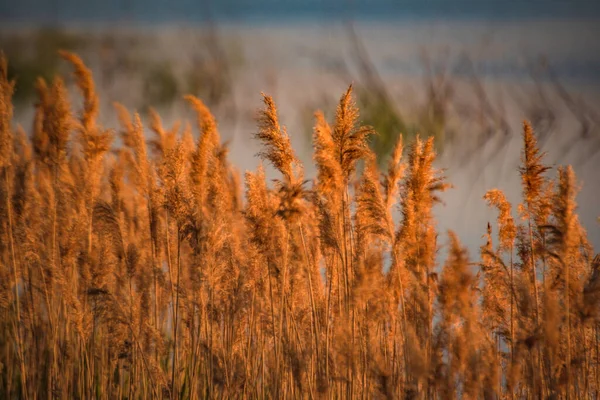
(0, 53, 15, 168)
(332, 85, 374, 181)
(43, 76, 73, 164)
(255, 92, 299, 183)
(484, 189, 516, 251)
(313, 110, 342, 197)
(60, 50, 98, 133)
(384, 134, 404, 214)
(520, 121, 550, 217)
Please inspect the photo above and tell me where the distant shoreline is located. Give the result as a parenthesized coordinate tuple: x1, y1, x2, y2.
(3, 18, 599, 85)
(2, 14, 600, 33)
(3, 14, 600, 27)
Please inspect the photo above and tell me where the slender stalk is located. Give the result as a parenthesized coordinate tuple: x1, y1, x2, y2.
(325, 257, 333, 389)
(165, 210, 176, 399)
(527, 211, 545, 397)
(565, 256, 572, 400)
(299, 225, 320, 378)
(392, 250, 410, 384)
(171, 221, 182, 399)
(510, 248, 515, 400)
(4, 168, 28, 399)
(278, 230, 290, 379)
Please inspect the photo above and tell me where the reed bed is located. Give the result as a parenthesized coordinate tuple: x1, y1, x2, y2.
(0, 52, 598, 399)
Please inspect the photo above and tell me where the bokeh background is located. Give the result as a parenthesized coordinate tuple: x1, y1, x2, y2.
(1, 0, 599, 252)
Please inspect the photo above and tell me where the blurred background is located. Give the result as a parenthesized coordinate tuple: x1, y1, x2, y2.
(1, 0, 599, 252)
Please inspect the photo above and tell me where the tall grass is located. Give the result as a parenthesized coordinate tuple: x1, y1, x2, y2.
(0, 52, 598, 399)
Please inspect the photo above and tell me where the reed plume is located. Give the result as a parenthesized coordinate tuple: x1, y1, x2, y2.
(255, 93, 298, 184)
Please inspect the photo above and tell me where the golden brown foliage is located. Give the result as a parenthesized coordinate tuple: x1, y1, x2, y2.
(0, 52, 596, 400)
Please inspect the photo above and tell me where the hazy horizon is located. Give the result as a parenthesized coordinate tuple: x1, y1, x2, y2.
(3, 0, 600, 23)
